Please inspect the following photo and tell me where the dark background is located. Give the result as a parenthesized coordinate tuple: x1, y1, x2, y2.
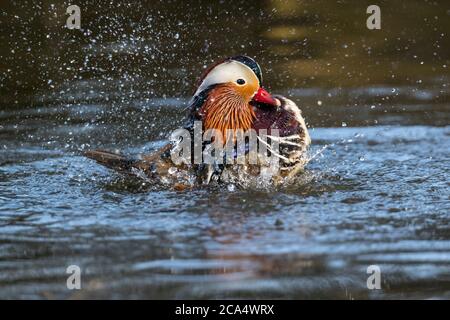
(1, 0, 449, 128)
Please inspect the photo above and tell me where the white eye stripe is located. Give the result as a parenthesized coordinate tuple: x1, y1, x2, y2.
(194, 60, 256, 97)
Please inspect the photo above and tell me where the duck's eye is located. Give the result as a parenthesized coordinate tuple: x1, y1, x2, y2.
(236, 79, 246, 85)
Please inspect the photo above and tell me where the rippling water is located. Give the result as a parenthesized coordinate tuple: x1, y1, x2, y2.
(0, 0, 449, 299)
(1, 112, 449, 299)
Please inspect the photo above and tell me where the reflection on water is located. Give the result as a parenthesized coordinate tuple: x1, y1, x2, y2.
(0, 0, 449, 299)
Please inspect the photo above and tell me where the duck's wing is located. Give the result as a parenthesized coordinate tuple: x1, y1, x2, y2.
(274, 96, 311, 167)
(252, 96, 310, 171)
(275, 96, 311, 179)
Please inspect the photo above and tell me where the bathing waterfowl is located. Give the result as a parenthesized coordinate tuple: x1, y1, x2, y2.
(84, 56, 310, 188)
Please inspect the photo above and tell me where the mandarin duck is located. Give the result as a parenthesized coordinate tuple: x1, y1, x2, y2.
(84, 56, 310, 188)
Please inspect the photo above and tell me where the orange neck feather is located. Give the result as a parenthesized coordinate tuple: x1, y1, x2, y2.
(199, 84, 255, 143)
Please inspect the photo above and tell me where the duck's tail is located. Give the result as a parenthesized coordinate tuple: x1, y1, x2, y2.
(83, 149, 138, 173)
(84, 143, 173, 174)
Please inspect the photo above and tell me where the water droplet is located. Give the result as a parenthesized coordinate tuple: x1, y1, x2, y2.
(341, 122, 347, 127)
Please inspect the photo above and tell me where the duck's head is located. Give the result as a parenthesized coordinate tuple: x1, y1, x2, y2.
(191, 55, 279, 142)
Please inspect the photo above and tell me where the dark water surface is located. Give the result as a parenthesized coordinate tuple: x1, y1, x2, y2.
(0, 0, 449, 299)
